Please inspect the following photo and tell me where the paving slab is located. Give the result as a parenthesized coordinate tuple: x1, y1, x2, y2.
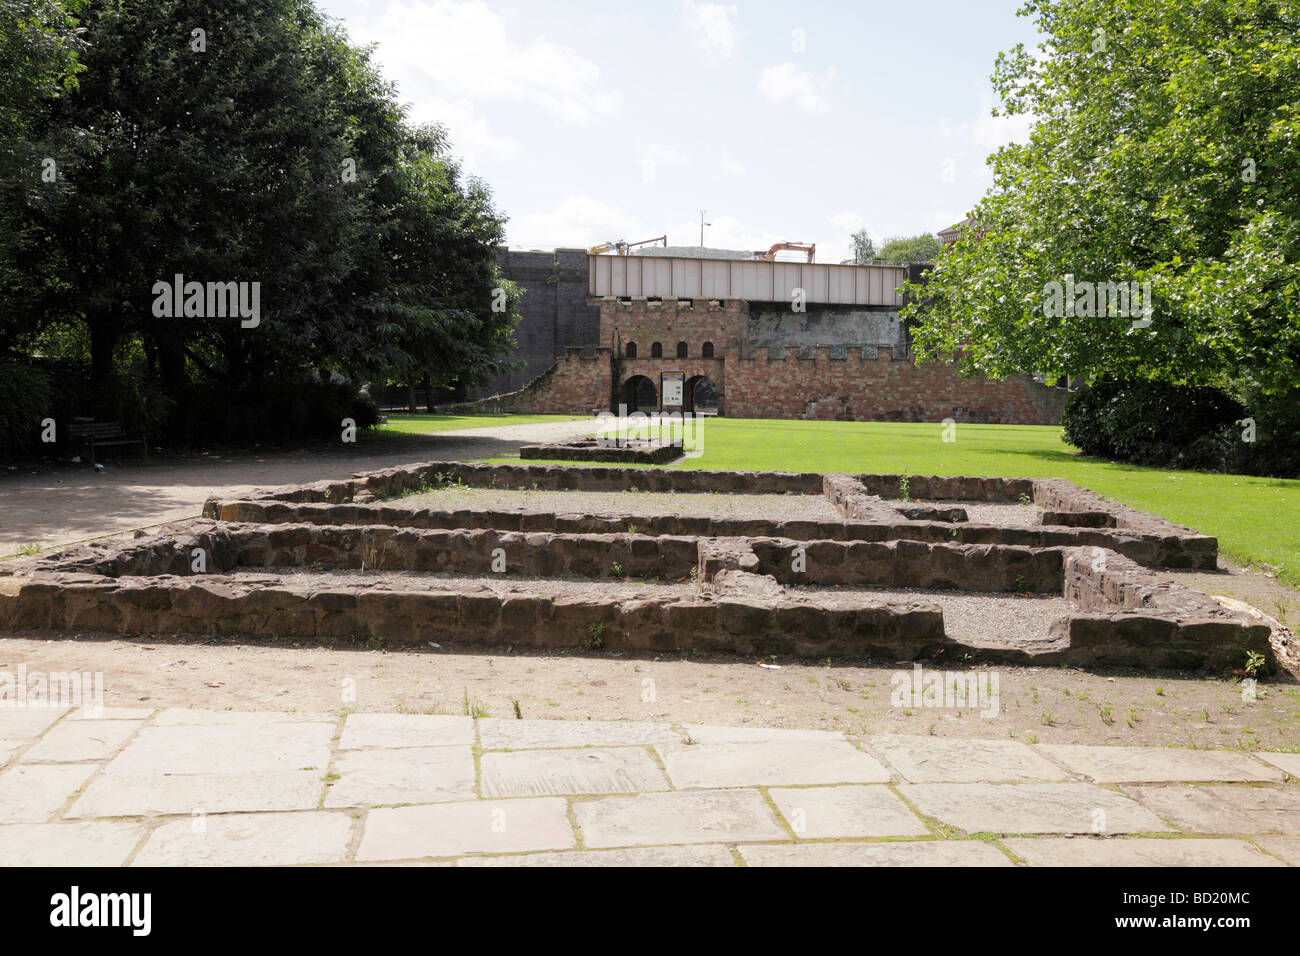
(133, 810, 352, 866)
(0, 821, 146, 866)
(479, 718, 682, 750)
(739, 841, 1013, 867)
(481, 747, 668, 798)
(1004, 837, 1284, 867)
(151, 709, 333, 726)
(324, 747, 475, 808)
(1198, 785, 1300, 832)
(1038, 745, 1283, 783)
(660, 739, 890, 789)
(20, 719, 143, 763)
(685, 724, 844, 744)
(1254, 836, 1300, 865)
(0, 740, 20, 765)
(1255, 752, 1300, 778)
(339, 714, 473, 750)
(458, 845, 736, 867)
(359, 797, 574, 861)
(0, 707, 69, 739)
(1123, 785, 1262, 833)
(105, 722, 334, 775)
(768, 785, 929, 838)
(869, 735, 1067, 783)
(575, 788, 787, 848)
(0, 763, 97, 824)
(67, 771, 324, 818)
(66, 707, 154, 721)
(899, 783, 1169, 835)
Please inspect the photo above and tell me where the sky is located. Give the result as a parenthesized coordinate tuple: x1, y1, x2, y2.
(317, 0, 1042, 264)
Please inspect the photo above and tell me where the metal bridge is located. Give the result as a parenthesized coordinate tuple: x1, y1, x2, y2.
(588, 254, 907, 307)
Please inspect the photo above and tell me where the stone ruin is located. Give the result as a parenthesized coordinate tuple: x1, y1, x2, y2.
(0, 462, 1274, 673)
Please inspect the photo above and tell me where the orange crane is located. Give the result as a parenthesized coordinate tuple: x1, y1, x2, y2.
(757, 241, 816, 263)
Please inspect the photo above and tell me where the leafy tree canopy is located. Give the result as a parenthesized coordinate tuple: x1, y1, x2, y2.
(877, 233, 940, 264)
(905, 0, 1300, 395)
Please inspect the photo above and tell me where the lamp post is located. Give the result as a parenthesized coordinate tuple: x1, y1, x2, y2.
(699, 209, 710, 247)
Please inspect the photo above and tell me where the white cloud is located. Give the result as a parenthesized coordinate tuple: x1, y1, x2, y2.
(682, 1, 739, 62)
(406, 96, 520, 165)
(507, 197, 640, 249)
(719, 150, 746, 177)
(349, 0, 622, 127)
(758, 62, 834, 113)
(830, 212, 866, 233)
(638, 143, 690, 183)
(937, 91, 1036, 152)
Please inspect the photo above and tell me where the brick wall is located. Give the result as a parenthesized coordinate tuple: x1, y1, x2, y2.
(726, 345, 1067, 424)
(438, 347, 611, 415)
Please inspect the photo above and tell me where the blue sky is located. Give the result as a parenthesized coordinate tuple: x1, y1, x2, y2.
(318, 0, 1042, 263)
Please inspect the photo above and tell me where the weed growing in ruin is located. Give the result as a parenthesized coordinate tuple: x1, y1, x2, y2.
(462, 690, 490, 718)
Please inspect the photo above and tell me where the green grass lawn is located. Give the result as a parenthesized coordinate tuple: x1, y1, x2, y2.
(492, 418, 1300, 587)
(372, 412, 585, 436)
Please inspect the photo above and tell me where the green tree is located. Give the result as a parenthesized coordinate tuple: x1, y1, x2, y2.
(850, 229, 875, 264)
(0, 0, 85, 353)
(906, 0, 1300, 396)
(877, 233, 940, 265)
(6, 0, 519, 407)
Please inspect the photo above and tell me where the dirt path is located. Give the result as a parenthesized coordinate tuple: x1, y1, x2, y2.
(0, 419, 596, 557)
(2, 633, 1296, 750)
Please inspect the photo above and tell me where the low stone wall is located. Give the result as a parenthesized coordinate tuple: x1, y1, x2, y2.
(0, 572, 949, 659)
(204, 496, 1215, 569)
(1052, 548, 1274, 671)
(19, 523, 701, 582)
(216, 459, 1210, 570)
(519, 439, 685, 464)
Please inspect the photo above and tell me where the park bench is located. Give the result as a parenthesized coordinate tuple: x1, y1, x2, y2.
(66, 420, 149, 467)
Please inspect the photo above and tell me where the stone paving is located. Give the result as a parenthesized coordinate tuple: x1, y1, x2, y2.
(0, 706, 1296, 866)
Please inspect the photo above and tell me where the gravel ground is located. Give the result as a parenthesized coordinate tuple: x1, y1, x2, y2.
(793, 586, 1068, 646)
(938, 501, 1044, 527)
(239, 570, 697, 599)
(243, 571, 1066, 647)
(396, 488, 842, 521)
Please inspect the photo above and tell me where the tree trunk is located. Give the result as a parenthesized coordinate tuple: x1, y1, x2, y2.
(89, 319, 119, 385)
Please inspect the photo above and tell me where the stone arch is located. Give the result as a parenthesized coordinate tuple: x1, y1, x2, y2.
(685, 374, 720, 414)
(623, 375, 657, 412)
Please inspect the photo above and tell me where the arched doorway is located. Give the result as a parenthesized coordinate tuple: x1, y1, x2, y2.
(623, 375, 657, 412)
(685, 375, 720, 415)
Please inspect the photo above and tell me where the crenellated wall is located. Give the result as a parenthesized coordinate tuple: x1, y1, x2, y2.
(726, 344, 1067, 424)
(443, 293, 1069, 425)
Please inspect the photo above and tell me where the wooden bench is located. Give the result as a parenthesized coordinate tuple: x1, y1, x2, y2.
(66, 421, 149, 467)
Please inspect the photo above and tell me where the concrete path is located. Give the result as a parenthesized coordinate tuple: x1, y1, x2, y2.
(0, 419, 595, 557)
(1, 706, 1296, 866)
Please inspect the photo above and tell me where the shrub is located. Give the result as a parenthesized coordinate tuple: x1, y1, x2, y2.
(0, 361, 54, 461)
(1062, 380, 1300, 477)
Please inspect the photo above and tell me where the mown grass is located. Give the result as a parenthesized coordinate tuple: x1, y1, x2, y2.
(373, 412, 585, 436)
(486, 417, 1300, 587)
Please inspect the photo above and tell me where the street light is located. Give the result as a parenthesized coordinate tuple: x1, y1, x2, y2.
(699, 209, 710, 247)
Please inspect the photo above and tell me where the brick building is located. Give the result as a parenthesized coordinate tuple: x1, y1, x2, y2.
(452, 251, 1067, 425)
